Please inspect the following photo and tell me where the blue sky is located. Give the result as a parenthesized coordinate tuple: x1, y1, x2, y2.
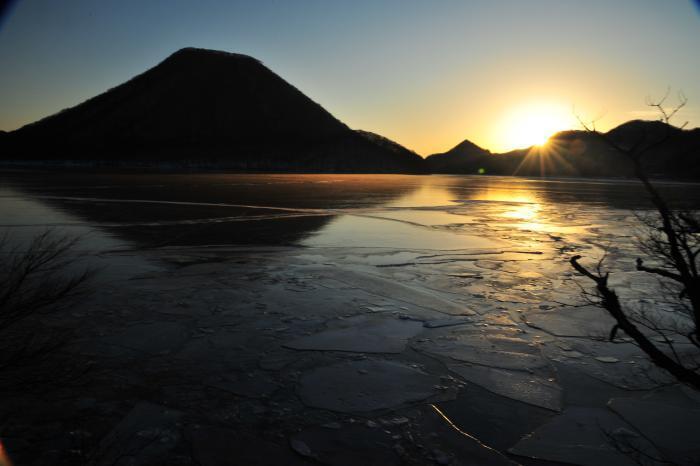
(1, 0, 699, 154)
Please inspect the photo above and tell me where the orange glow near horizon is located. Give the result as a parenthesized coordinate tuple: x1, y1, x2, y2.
(0, 440, 13, 466)
(494, 102, 576, 152)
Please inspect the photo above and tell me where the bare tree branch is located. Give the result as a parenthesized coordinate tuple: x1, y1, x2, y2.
(570, 90, 700, 390)
(571, 256, 700, 389)
(0, 229, 94, 387)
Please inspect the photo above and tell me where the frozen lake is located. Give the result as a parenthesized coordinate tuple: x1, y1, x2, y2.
(2, 171, 700, 465)
(3, 172, 699, 251)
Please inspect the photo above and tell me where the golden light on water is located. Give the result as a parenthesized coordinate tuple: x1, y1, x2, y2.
(503, 203, 540, 220)
(467, 186, 546, 228)
(468, 187, 538, 205)
(498, 197, 549, 232)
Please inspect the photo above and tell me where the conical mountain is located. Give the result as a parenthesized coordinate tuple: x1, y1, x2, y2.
(2, 48, 425, 172)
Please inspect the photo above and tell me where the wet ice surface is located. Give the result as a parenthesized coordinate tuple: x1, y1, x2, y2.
(2, 172, 700, 465)
(285, 315, 424, 353)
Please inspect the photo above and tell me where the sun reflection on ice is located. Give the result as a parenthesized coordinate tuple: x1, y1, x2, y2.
(462, 185, 585, 234)
(503, 203, 540, 221)
(501, 203, 556, 233)
(465, 186, 553, 232)
(384, 182, 460, 208)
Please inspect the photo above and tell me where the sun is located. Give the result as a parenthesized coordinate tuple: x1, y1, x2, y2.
(497, 102, 574, 151)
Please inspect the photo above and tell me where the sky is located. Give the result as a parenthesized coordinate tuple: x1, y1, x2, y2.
(1, 0, 699, 155)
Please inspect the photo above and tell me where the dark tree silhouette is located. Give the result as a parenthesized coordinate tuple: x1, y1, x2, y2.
(570, 90, 700, 390)
(0, 230, 93, 378)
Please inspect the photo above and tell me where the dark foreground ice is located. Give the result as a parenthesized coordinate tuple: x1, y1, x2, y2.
(1, 172, 699, 465)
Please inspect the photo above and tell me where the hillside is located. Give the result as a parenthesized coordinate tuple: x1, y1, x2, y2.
(426, 121, 700, 179)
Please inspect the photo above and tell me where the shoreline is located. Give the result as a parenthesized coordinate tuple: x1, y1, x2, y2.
(2, 163, 700, 184)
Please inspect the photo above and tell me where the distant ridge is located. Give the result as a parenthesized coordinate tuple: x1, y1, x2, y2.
(426, 120, 700, 179)
(425, 140, 491, 173)
(1, 47, 425, 173)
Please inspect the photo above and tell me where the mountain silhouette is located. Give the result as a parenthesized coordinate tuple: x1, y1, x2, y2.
(355, 130, 421, 161)
(426, 120, 700, 179)
(1, 48, 697, 178)
(425, 139, 492, 173)
(1, 48, 424, 173)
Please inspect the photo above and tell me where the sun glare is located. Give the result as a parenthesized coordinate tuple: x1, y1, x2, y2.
(497, 103, 574, 151)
